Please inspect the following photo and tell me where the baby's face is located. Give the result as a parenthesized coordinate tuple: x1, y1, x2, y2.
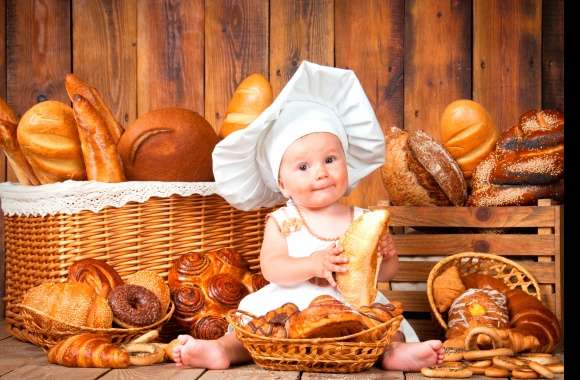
(278, 132, 348, 208)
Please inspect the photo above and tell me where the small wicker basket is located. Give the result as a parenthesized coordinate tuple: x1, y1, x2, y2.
(227, 310, 403, 373)
(17, 301, 175, 350)
(427, 251, 542, 330)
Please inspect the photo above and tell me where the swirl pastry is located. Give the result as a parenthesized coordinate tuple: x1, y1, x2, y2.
(206, 273, 249, 310)
(192, 314, 229, 340)
(168, 252, 213, 290)
(173, 285, 205, 329)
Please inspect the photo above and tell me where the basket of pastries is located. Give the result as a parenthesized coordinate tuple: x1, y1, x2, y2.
(227, 295, 403, 373)
(422, 252, 564, 378)
(16, 259, 175, 349)
(0, 73, 277, 345)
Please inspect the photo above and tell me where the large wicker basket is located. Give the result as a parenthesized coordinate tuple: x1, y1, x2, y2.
(427, 251, 542, 330)
(227, 310, 403, 373)
(1, 182, 275, 345)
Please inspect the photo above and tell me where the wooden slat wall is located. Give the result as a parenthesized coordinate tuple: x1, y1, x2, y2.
(0, 0, 565, 320)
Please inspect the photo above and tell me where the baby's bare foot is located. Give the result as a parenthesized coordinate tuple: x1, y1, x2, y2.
(381, 340, 443, 371)
(172, 334, 230, 369)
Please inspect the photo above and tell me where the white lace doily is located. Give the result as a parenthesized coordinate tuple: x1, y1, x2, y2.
(0, 180, 218, 216)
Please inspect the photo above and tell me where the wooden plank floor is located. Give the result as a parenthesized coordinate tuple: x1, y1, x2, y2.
(0, 321, 564, 379)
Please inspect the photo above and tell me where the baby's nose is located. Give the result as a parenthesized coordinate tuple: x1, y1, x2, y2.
(315, 163, 329, 179)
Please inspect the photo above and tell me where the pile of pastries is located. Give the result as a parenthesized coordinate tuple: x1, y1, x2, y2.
(381, 99, 564, 206)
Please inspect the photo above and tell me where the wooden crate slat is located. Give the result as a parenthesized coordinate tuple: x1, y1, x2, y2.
(72, 0, 137, 128)
(0, 0, 6, 183)
(406, 318, 444, 341)
(205, 0, 268, 134)
(378, 203, 558, 227)
(335, 0, 403, 209)
(393, 260, 555, 284)
(473, 0, 541, 132)
(393, 234, 556, 256)
(404, 0, 471, 140)
(380, 289, 429, 313)
(137, 0, 204, 117)
(269, 0, 333, 97)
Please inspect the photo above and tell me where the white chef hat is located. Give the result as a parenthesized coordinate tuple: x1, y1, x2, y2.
(212, 61, 385, 211)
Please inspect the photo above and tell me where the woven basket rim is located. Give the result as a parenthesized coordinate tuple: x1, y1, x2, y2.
(426, 251, 542, 330)
(227, 309, 403, 344)
(18, 300, 175, 333)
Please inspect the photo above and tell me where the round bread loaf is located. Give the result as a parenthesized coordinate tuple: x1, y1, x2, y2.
(219, 73, 273, 139)
(17, 100, 86, 184)
(381, 127, 467, 206)
(440, 99, 499, 178)
(117, 108, 219, 181)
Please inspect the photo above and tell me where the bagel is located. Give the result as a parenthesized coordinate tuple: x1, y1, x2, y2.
(421, 362, 472, 378)
(463, 347, 514, 361)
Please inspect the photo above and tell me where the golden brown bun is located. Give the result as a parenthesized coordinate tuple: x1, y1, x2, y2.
(125, 270, 171, 314)
(336, 209, 389, 308)
(21, 282, 113, 328)
(71, 95, 126, 182)
(440, 99, 499, 178)
(286, 296, 367, 339)
(47, 333, 129, 368)
(381, 127, 467, 206)
(65, 73, 124, 143)
(117, 108, 219, 181)
(460, 273, 509, 293)
(68, 259, 124, 299)
(0, 119, 40, 185)
(219, 73, 273, 138)
(16, 100, 86, 183)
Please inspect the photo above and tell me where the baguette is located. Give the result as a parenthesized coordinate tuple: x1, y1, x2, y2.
(72, 94, 126, 182)
(0, 119, 40, 185)
(65, 73, 124, 143)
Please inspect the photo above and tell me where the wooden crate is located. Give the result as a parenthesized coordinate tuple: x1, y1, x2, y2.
(374, 199, 563, 342)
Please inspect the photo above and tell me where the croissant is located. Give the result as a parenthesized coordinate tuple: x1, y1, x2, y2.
(47, 334, 129, 368)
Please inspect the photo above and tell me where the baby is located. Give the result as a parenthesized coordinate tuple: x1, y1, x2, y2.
(173, 61, 443, 371)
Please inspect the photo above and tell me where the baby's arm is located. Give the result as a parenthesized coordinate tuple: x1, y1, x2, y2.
(260, 217, 348, 287)
(377, 230, 400, 282)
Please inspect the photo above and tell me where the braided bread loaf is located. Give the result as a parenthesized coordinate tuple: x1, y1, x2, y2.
(468, 109, 564, 206)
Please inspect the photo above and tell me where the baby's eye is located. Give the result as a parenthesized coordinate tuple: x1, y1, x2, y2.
(325, 156, 336, 164)
(298, 163, 308, 171)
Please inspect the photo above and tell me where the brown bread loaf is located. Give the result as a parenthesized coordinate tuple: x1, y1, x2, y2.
(68, 259, 123, 299)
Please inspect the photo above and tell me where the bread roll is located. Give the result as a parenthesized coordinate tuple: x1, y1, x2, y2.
(381, 127, 467, 206)
(336, 209, 389, 308)
(219, 73, 273, 138)
(65, 73, 124, 143)
(117, 108, 219, 181)
(17, 101, 86, 183)
(71, 94, 126, 182)
(440, 99, 500, 178)
(68, 258, 124, 299)
(21, 282, 113, 328)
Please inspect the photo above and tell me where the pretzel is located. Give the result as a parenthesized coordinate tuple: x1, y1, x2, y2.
(527, 361, 555, 379)
(443, 346, 466, 362)
(484, 366, 510, 377)
(512, 367, 539, 379)
(420, 362, 472, 378)
(463, 347, 514, 361)
(492, 355, 527, 370)
(518, 353, 562, 365)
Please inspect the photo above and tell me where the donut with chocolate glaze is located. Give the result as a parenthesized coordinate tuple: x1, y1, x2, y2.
(108, 284, 162, 328)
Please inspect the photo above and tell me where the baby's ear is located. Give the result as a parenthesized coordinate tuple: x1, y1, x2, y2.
(278, 178, 290, 198)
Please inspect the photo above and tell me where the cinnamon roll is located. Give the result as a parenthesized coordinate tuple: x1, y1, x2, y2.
(208, 248, 248, 279)
(206, 274, 249, 310)
(168, 252, 213, 290)
(172, 285, 205, 329)
(192, 314, 228, 339)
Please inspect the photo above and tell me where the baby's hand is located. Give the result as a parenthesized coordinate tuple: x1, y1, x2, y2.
(310, 243, 348, 287)
(378, 231, 397, 261)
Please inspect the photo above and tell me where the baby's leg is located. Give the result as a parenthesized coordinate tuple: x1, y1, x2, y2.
(172, 332, 251, 369)
(380, 332, 444, 371)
